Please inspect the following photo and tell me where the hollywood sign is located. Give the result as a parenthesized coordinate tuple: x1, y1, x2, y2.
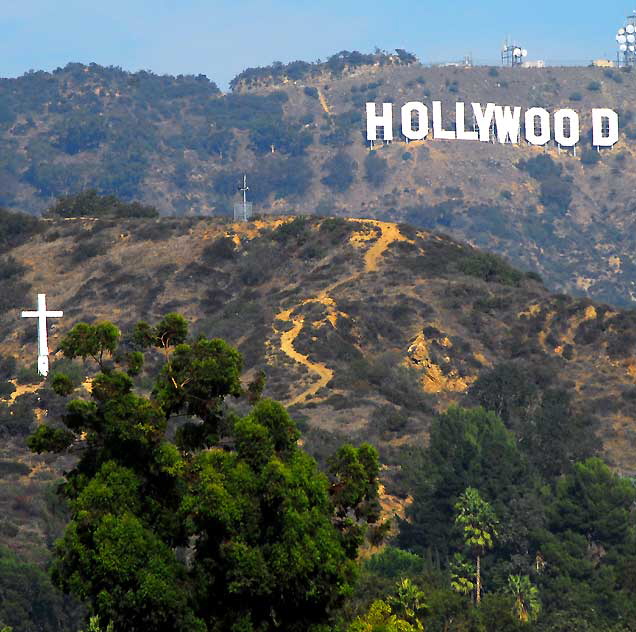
(366, 102, 619, 147)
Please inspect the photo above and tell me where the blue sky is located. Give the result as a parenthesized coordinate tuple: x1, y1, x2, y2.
(0, 1, 632, 90)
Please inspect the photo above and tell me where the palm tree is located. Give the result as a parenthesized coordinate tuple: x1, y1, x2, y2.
(388, 578, 428, 630)
(454, 488, 498, 605)
(449, 552, 475, 597)
(507, 575, 541, 623)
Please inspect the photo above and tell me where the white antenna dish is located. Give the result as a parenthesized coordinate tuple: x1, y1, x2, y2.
(619, 27, 626, 34)
(513, 47, 522, 56)
(627, 23, 635, 33)
(630, 45, 636, 51)
(618, 34, 627, 43)
(621, 43, 629, 51)
(521, 49, 528, 57)
(627, 33, 635, 43)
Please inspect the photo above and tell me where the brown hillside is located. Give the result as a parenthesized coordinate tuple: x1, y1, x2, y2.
(3, 215, 636, 559)
(2, 216, 636, 462)
(4, 62, 636, 306)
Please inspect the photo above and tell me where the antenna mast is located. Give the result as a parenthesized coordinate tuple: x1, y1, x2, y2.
(233, 173, 253, 222)
(616, 12, 636, 67)
(238, 174, 250, 221)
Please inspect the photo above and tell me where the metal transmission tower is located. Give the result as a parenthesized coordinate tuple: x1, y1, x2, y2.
(501, 38, 528, 67)
(616, 12, 636, 67)
(233, 174, 253, 221)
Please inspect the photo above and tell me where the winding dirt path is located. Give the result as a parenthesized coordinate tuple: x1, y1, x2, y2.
(273, 220, 409, 406)
(277, 308, 335, 407)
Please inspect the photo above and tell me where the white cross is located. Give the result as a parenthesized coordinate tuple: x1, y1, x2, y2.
(21, 294, 63, 377)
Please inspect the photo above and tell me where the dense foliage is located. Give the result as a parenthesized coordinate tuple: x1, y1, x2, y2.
(0, 546, 80, 632)
(30, 315, 383, 631)
(378, 359, 636, 631)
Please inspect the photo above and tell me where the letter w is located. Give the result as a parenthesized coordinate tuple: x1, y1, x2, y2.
(494, 106, 521, 144)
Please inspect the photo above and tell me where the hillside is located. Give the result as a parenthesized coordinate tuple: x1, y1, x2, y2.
(3, 215, 636, 566)
(3, 59, 636, 306)
(6, 215, 636, 464)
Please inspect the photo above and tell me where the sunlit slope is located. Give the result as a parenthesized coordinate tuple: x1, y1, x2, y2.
(3, 216, 636, 475)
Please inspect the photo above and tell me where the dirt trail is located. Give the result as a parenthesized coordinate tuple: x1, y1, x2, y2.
(277, 309, 334, 407)
(274, 220, 409, 406)
(317, 88, 331, 116)
(353, 219, 409, 272)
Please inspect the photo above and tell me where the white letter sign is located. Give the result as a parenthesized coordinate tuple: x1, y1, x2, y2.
(592, 108, 619, 147)
(525, 108, 551, 145)
(554, 109, 580, 147)
(366, 103, 393, 141)
(432, 101, 456, 140)
(401, 102, 429, 140)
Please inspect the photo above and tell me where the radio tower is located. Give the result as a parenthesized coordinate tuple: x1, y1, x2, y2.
(234, 174, 253, 221)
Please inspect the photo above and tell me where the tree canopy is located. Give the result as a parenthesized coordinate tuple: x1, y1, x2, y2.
(30, 314, 382, 632)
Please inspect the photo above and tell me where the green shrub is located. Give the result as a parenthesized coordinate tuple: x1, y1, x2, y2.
(370, 405, 409, 434)
(319, 217, 356, 242)
(48, 190, 158, 219)
(364, 547, 425, 578)
(458, 252, 523, 286)
(272, 217, 309, 244)
(70, 235, 109, 264)
(0, 381, 15, 400)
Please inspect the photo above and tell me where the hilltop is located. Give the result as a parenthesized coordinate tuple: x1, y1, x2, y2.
(3, 59, 636, 305)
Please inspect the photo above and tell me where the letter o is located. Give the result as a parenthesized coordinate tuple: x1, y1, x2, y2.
(401, 102, 429, 140)
(554, 109, 580, 147)
(525, 108, 551, 145)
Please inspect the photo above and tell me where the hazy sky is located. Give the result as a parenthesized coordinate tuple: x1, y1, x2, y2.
(0, 1, 632, 89)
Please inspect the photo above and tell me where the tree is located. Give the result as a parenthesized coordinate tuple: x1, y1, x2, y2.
(469, 362, 598, 478)
(246, 369, 266, 404)
(347, 600, 420, 632)
(398, 407, 524, 556)
(30, 315, 381, 632)
(506, 575, 540, 623)
(59, 322, 120, 369)
(82, 616, 113, 632)
(449, 553, 474, 597)
(328, 443, 385, 554)
(454, 488, 498, 605)
(388, 578, 428, 630)
(0, 545, 79, 632)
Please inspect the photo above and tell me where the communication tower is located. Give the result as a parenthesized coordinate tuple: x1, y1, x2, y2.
(501, 38, 528, 67)
(233, 174, 253, 221)
(616, 12, 636, 67)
